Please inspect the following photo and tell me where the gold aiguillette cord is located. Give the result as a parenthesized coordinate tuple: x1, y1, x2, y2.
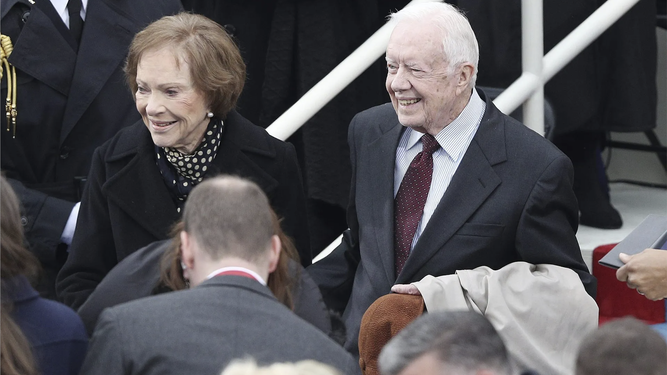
(1, 34, 18, 137)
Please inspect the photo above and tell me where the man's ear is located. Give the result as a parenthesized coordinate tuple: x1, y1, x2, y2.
(180, 230, 195, 270)
(456, 63, 474, 95)
(267, 235, 282, 274)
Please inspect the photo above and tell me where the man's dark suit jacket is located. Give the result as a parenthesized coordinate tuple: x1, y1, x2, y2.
(56, 111, 310, 310)
(1, 0, 182, 298)
(79, 276, 361, 375)
(308, 89, 596, 355)
(76, 239, 332, 338)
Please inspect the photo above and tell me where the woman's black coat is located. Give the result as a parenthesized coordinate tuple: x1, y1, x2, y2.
(56, 111, 311, 310)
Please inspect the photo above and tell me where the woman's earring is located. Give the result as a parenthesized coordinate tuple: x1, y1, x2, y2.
(180, 261, 191, 288)
(206, 112, 214, 118)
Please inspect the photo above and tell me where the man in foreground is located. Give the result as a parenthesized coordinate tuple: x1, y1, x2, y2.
(80, 176, 359, 375)
(378, 311, 512, 375)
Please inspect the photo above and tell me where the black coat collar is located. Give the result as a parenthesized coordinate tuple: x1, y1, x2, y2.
(101, 111, 280, 241)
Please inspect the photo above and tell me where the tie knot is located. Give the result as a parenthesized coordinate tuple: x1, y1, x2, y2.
(420, 134, 439, 155)
(68, 0, 82, 14)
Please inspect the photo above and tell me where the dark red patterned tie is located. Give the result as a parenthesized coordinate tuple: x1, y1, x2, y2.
(394, 134, 440, 276)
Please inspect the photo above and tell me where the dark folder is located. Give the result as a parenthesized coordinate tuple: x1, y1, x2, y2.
(598, 214, 667, 269)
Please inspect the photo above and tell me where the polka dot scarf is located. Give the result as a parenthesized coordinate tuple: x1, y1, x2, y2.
(155, 118, 223, 213)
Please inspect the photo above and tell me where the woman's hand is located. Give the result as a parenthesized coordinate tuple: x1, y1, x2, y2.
(616, 249, 667, 301)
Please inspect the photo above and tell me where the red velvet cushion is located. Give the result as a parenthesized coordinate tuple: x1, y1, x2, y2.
(593, 243, 666, 325)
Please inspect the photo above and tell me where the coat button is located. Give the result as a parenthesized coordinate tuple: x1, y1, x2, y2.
(21, 216, 28, 226)
(60, 146, 71, 159)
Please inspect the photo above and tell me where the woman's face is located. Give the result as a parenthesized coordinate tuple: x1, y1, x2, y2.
(135, 47, 210, 155)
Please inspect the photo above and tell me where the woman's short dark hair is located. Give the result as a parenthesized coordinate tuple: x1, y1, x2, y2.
(124, 12, 246, 118)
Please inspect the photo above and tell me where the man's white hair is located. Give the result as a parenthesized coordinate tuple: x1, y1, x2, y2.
(389, 1, 479, 87)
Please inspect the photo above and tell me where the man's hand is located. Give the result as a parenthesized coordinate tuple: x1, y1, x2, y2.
(391, 284, 421, 295)
(616, 249, 667, 301)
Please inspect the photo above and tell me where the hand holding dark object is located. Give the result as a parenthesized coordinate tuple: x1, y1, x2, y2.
(616, 249, 667, 301)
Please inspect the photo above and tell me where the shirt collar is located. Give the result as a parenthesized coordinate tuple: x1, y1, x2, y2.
(405, 88, 485, 162)
(50, 0, 89, 24)
(206, 266, 267, 286)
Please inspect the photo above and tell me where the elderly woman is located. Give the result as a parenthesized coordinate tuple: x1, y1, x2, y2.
(56, 13, 310, 310)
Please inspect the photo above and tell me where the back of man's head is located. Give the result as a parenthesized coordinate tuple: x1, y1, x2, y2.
(576, 317, 667, 375)
(378, 311, 511, 375)
(183, 175, 273, 262)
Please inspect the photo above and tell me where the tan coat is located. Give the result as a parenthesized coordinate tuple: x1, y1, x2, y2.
(413, 262, 598, 375)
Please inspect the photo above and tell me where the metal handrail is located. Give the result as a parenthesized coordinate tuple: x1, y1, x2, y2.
(265, 0, 439, 141)
(269, 0, 640, 141)
(519, 0, 544, 135)
(496, 0, 641, 133)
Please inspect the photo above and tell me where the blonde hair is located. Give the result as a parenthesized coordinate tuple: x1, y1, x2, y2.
(1, 176, 38, 375)
(220, 359, 342, 375)
(1, 176, 39, 280)
(1, 308, 38, 375)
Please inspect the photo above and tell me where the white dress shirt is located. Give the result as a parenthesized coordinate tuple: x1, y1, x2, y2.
(394, 89, 486, 252)
(50, 0, 88, 27)
(206, 266, 267, 285)
(52, 0, 88, 245)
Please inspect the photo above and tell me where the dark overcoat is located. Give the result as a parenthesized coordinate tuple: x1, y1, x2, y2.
(79, 276, 361, 375)
(77, 239, 332, 338)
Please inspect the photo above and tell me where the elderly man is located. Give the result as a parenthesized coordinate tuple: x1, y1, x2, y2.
(378, 311, 513, 375)
(308, 1, 595, 355)
(79, 176, 359, 375)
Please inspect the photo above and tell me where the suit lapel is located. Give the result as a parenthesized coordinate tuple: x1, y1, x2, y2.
(397, 96, 507, 283)
(59, 0, 136, 144)
(368, 120, 403, 285)
(207, 127, 279, 198)
(7, 2, 76, 96)
(2, 0, 23, 19)
(33, 0, 78, 50)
